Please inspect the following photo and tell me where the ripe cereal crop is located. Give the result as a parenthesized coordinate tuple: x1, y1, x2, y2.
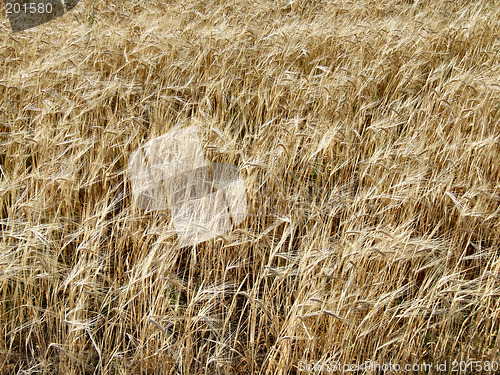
(0, 0, 499, 373)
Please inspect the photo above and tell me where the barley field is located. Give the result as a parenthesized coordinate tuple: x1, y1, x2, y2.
(0, 0, 499, 373)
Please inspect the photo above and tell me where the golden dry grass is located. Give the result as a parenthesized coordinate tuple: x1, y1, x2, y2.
(0, 0, 499, 373)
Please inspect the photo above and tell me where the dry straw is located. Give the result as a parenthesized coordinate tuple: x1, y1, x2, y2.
(0, 0, 499, 373)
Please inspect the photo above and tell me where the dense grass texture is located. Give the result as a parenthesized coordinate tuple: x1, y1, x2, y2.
(0, 0, 499, 373)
